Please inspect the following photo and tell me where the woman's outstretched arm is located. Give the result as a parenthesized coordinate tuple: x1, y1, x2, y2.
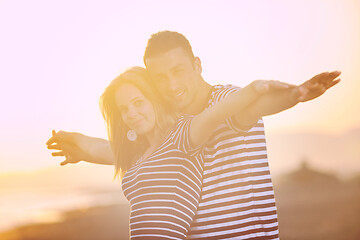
(46, 130, 115, 166)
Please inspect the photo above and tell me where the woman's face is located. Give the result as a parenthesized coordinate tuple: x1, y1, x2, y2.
(115, 83, 156, 136)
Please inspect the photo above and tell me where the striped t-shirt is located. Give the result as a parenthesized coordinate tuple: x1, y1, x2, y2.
(122, 116, 203, 239)
(187, 85, 279, 240)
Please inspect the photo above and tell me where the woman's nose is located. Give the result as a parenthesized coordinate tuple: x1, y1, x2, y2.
(126, 105, 138, 119)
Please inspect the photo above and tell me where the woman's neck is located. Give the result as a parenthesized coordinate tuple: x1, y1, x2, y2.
(140, 129, 160, 160)
(143, 115, 176, 159)
(145, 130, 161, 147)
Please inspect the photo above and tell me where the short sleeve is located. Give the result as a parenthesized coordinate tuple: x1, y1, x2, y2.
(171, 115, 203, 156)
(210, 84, 260, 133)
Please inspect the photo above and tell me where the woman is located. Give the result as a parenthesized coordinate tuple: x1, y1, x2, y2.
(100, 66, 203, 239)
(99, 66, 266, 239)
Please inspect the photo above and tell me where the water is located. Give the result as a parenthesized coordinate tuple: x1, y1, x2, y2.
(0, 187, 126, 232)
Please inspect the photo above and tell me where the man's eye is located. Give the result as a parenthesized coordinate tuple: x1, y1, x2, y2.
(174, 69, 183, 75)
(134, 100, 143, 107)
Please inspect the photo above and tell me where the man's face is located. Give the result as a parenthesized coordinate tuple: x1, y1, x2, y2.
(145, 47, 202, 112)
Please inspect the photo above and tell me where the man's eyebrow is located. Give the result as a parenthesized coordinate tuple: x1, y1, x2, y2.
(152, 64, 184, 78)
(153, 73, 165, 78)
(171, 64, 184, 71)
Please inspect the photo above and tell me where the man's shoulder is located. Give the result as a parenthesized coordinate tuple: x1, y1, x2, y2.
(209, 84, 241, 104)
(212, 83, 240, 90)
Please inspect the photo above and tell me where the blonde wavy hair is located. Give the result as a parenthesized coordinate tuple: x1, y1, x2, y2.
(100, 66, 178, 178)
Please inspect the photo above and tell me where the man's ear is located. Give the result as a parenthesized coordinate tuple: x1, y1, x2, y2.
(194, 57, 202, 74)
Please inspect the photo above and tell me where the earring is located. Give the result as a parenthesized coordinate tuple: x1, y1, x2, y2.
(127, 129, 137, 141)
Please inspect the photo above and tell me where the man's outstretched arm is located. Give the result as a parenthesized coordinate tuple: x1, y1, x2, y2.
(234, 71, 341, 127)
(46, 130, 115, 166)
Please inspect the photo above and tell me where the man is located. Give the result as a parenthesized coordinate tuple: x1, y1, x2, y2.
(47, 31, 340, 239)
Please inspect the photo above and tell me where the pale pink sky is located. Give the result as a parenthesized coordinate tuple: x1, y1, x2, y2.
(0, 0, 359, 173)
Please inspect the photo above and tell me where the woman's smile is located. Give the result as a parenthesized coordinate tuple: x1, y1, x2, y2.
(115, 83, 156, 137)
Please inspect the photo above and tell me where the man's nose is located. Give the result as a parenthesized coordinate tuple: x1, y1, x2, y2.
(168, 77, 179, 92)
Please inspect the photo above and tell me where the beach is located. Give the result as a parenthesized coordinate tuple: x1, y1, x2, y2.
(1, 165, 360, 240)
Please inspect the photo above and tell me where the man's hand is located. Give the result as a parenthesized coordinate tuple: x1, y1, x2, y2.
(46, 130, 89, 166)
(234, 71, 341, 127)
(294, 71, 341, 102)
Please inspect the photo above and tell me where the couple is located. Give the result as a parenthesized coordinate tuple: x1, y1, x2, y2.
(47, 31, 340, 239)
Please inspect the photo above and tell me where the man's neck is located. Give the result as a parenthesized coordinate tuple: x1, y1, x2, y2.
(182, 80, 212, 115)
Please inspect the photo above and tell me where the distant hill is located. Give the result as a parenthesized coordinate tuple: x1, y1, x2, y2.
(273, 162, 360, 240)
(277, 160, 342, 187)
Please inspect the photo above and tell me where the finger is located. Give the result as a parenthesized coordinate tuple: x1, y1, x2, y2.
(318, 77, 338, 90)
(52, 151, 65, 157)
(328, 71, 341, 79)
(311, 72, 330, 82)
(318, 71, 340, 86)
(46, 130, 57, 145)
(320, 72, 340, 85)
(61, 155, 76, 165)
(301, 73, 325, 87)
(46, 138, 55, 145)
(47, 130, 74, 145)
(319, 74, 333, 86)
(326, 78, 341, 89)
(54, 131, 75, 143)
(47, 144, 62, 150)
(60, 160, 69, 166)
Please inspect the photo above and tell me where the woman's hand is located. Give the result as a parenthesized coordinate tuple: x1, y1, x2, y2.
(46, 130, 89, 166)
(46, 130, 115, 166)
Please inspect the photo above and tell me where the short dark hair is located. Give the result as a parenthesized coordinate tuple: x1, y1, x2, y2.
(143, 30, 195, 65)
